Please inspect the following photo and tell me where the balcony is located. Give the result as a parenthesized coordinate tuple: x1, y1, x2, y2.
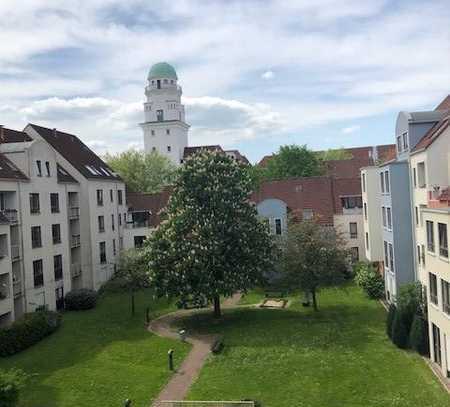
(125, 220, 151, 229)
(0, 209, 18, 224)
(69, 206, 80, 219)
(71, 263, 82, 278)
(10, 244, 20, 261)
(71, 235, 81, 248)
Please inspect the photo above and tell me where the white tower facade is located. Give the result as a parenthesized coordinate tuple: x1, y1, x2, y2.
(141, 62, 189, 165)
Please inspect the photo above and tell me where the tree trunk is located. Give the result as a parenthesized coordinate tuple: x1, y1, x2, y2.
(312, 289, 318, 311)
(213, 296, 221, 318)
(131, 290, 135, 316)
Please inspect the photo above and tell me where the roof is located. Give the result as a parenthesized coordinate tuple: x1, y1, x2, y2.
(29, 124, 121, 181)
(56, 164, 78, 184)
(0, 127, 32, 143)
(325, 159, 368, 179)
(148, 62, 178, 80)
(436, 95, 450, 111)
(224, 149, 250, 165)
(126, 189, 172, 227)
(183, 145, 223, 160)
(412, 111, 450, 152)
(0, 153, 28, 181)
(409, 110, 444, 123)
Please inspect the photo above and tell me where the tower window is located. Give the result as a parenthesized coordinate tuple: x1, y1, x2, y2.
(151, 130, 155, 136)
(171, 80, 174, 84)
(164, 79, 168, 84)
(167, 146, 171, 152)
(156, 110, 164, 121)
(166, 129, 170, 135)
(152, 147, 156, 152)
(152, 80, 154, 84)
(157, 80, 161, 89)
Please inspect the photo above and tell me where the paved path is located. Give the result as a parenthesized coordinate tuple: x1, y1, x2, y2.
(149, 293, 242, 406)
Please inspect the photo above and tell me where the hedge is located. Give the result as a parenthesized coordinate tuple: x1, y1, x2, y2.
(409, 314, 430, 356)
(0, 311, 61, 356)
(64, 289, 98, 310)
(0, 369, 26, 406)
(391, 310, 409, 349)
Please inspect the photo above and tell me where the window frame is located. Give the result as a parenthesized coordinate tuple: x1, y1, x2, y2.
(33, 259, 44, 287)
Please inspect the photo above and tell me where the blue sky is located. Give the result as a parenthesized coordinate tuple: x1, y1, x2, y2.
(1, 0, 449, 163)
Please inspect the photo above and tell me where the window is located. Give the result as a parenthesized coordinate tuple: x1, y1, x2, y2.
(99, 242, 106, 264)
(388, 243, 394, 271)
(45, 161, 51, 177)
(134, 236, 146, 248)
(430, 273, 438, 305)
(110, 189, 114, 202)
(152, 147, 156, 152)
(54, 255, 63, 281)
(157, 79, 161, 89)
(364, 203, 367, 220)
(98, 216, 105, 233)
(111, 214, 115, 231)
(36, 160, 42, 176)
(415, 206, 419, 226)
(156, 109, 164, 121)
(432, 323, 441, 366)
(417, 245, 421, 265)
(365, 232, 369, 250)
(97, 189, 103, 206)
(167, 146, 171, 152)
(151, 130, 155, 136)
(417, 162, 426, 188)
(274, 218, 282, 235)
(387, 207, 392, 229)
(384, 171, 390, 193)
(349, 222, 357, 238)
(413, 167, 417, 188)
(442, 279, 450, 315)
(340, 196, 363, 209)
(382, 206, 386, 227)
(350, 247, 359, 262)
(33, 259, 44, 287)
(397, 135, 402, 152)
(402, 132, 408, 150)
(303, 209, 313, 220)
(166, 129, 170, 135)
(30, 193, 40, 214)
(50, 193, 59, 213)
(31, 226, 42, 248)
(362, 173, 366, 192)
(113, 239, 116, 255)
(427, 221, 435, 252)
(118, 190, 123, 205)
(439, 223, 448, 258)
(119, 237, 124, 250)
(384, 241, 389, 268)
(380, 172, 385, 193)
(118, 213, 122, 226)
(52, 224, 61, 244)
(421, 244, 426, 266)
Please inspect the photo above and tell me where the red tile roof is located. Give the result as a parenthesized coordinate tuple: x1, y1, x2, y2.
(332, 178, 362, 214)
(29, 124, 121, 181)
(183, 145, 223, 160)
(126, 188, 172, 227)
(436, 95, 450, 111)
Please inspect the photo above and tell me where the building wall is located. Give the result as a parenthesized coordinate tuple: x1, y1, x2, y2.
(0, 222, 14, 326)
(256, 198, 288, 235)
(361, 167, 383, 262)
(333, 213, 366, 262)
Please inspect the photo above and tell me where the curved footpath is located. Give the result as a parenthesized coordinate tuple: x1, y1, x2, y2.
(149, 294, 243, 406)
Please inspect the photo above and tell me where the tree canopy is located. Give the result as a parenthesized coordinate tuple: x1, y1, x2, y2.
(281, 220, 349, 310)
(145, 151, 274, 317)
(104, 149, 176, 193)
(316, 148, 353, 161)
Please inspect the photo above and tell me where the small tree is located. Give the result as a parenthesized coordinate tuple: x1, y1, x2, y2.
(386, 304, 396, 339)
(0, 369, 26, 407)
(354, 262, 384, 299)
(146, 151, 274, 318)
(409, 313, 430, 356)
(116, 248, 150, 315)
(281, 220, 349, 311)
(391, 310, 409, 349)
(397, 282, 422, 334)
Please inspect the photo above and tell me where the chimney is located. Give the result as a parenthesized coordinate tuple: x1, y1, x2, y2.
(53, 128, 57, 137)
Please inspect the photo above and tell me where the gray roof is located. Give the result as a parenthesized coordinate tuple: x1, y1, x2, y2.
(409, 110, 445, 123)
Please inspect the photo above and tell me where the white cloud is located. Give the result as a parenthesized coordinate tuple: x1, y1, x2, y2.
(341, 125, 361, 134)
(261, 70, 274, 80)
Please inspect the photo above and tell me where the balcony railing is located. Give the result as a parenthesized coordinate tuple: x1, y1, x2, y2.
(71, 235, 81, 248)
(69, 206, 80, 219)
(125, 220, 151, 229)
(0, 209, 18, 224)
(13, 280, 22, 298)
(71, 263, 82, 278)
(11, 244, 20, 261)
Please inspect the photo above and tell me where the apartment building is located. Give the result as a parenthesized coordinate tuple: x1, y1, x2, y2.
(0, 124, 126, 325)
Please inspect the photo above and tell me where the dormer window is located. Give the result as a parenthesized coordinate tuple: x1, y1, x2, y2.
(402, 132, 408, 150)
(36, 160, 42, 177)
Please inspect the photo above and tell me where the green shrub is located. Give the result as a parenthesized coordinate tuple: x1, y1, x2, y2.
(0, 311, 61, 356)
(391, 310, 409, 349)
(386, 304, 396, 339)
(0, 369, 26, 407)
(64, 289, 97, 310)
(354, 262, 384, 299)
(397, 282, 423, 333)
(409, 314, 430, 356)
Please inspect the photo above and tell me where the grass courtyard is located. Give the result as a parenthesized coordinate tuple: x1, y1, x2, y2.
(0, 289, 190, 407)
(183, 286, 450, 407)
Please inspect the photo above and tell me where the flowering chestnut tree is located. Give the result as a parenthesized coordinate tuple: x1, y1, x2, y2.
(146, 151, 274, 317)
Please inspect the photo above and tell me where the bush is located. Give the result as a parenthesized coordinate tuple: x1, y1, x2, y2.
(391, 310, 409, 349)
(0, 369, 26, 407)
(354, 262, 384, 299)
(386, 304, 396, 339)
(397, 282, 423, 333)
(0, 311, 61, 356)
(409, 314, 430, 356)
(64, 289, 97, 310)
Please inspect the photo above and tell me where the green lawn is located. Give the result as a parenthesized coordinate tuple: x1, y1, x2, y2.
(184, 286, 450, 407)
(0, 289, 190, 407)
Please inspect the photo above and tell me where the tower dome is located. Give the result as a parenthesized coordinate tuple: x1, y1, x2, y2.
(148, 62, 178, 80)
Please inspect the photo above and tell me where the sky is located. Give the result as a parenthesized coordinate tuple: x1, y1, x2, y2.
(1, 0, 450, 163)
